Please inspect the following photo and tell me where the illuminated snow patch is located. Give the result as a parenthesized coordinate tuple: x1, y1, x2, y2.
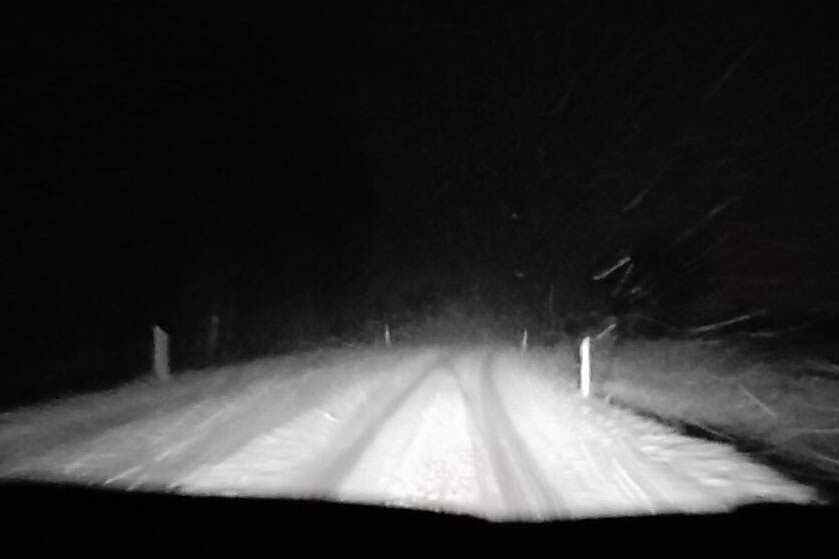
(173, 349, 816, 520)
(0, 346, 819, 521)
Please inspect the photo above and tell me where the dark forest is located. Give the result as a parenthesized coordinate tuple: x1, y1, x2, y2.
(3, 2, 838, 406)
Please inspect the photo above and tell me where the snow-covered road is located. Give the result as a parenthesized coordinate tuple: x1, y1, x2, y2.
(0, 345, 817, 520)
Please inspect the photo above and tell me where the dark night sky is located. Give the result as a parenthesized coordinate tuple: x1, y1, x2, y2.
(2, 2, 839, 397)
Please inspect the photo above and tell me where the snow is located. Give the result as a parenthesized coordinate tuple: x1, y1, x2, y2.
(0, 345, 817, 520)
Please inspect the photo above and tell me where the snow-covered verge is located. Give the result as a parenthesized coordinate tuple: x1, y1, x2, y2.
(587, 338, 839, 497)
(0, 344, 820, 521)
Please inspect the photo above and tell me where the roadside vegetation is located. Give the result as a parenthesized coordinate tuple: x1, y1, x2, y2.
(564, 333, 839, 501)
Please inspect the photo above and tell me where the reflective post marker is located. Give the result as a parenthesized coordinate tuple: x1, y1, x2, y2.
(579, 336, 591, 398)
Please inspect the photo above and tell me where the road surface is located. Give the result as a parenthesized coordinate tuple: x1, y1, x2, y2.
(0, 345, 817, 520)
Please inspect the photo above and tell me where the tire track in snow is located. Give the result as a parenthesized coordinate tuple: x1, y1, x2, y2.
(3, 350, 436, 490)
(176, 348, 446, 496)
(143, 351, 432, 489)
(334, 364, 485, 515)
(455, 351, 566, 519)
(301, 351, 455, 492)
(490, 349, 817, 515)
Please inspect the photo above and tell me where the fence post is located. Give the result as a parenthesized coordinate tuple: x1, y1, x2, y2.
(207, 313, 220, 365)
(152, 324, 171, 381)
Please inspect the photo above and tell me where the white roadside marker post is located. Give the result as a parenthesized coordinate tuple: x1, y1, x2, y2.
(384, 323, 391, 347)
(520, 328, 528, 352)
(152, 324, 171, 381)
(579, 336, 591, 398)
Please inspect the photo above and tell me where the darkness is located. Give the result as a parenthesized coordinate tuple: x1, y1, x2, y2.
(2, 2, 838, 405)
